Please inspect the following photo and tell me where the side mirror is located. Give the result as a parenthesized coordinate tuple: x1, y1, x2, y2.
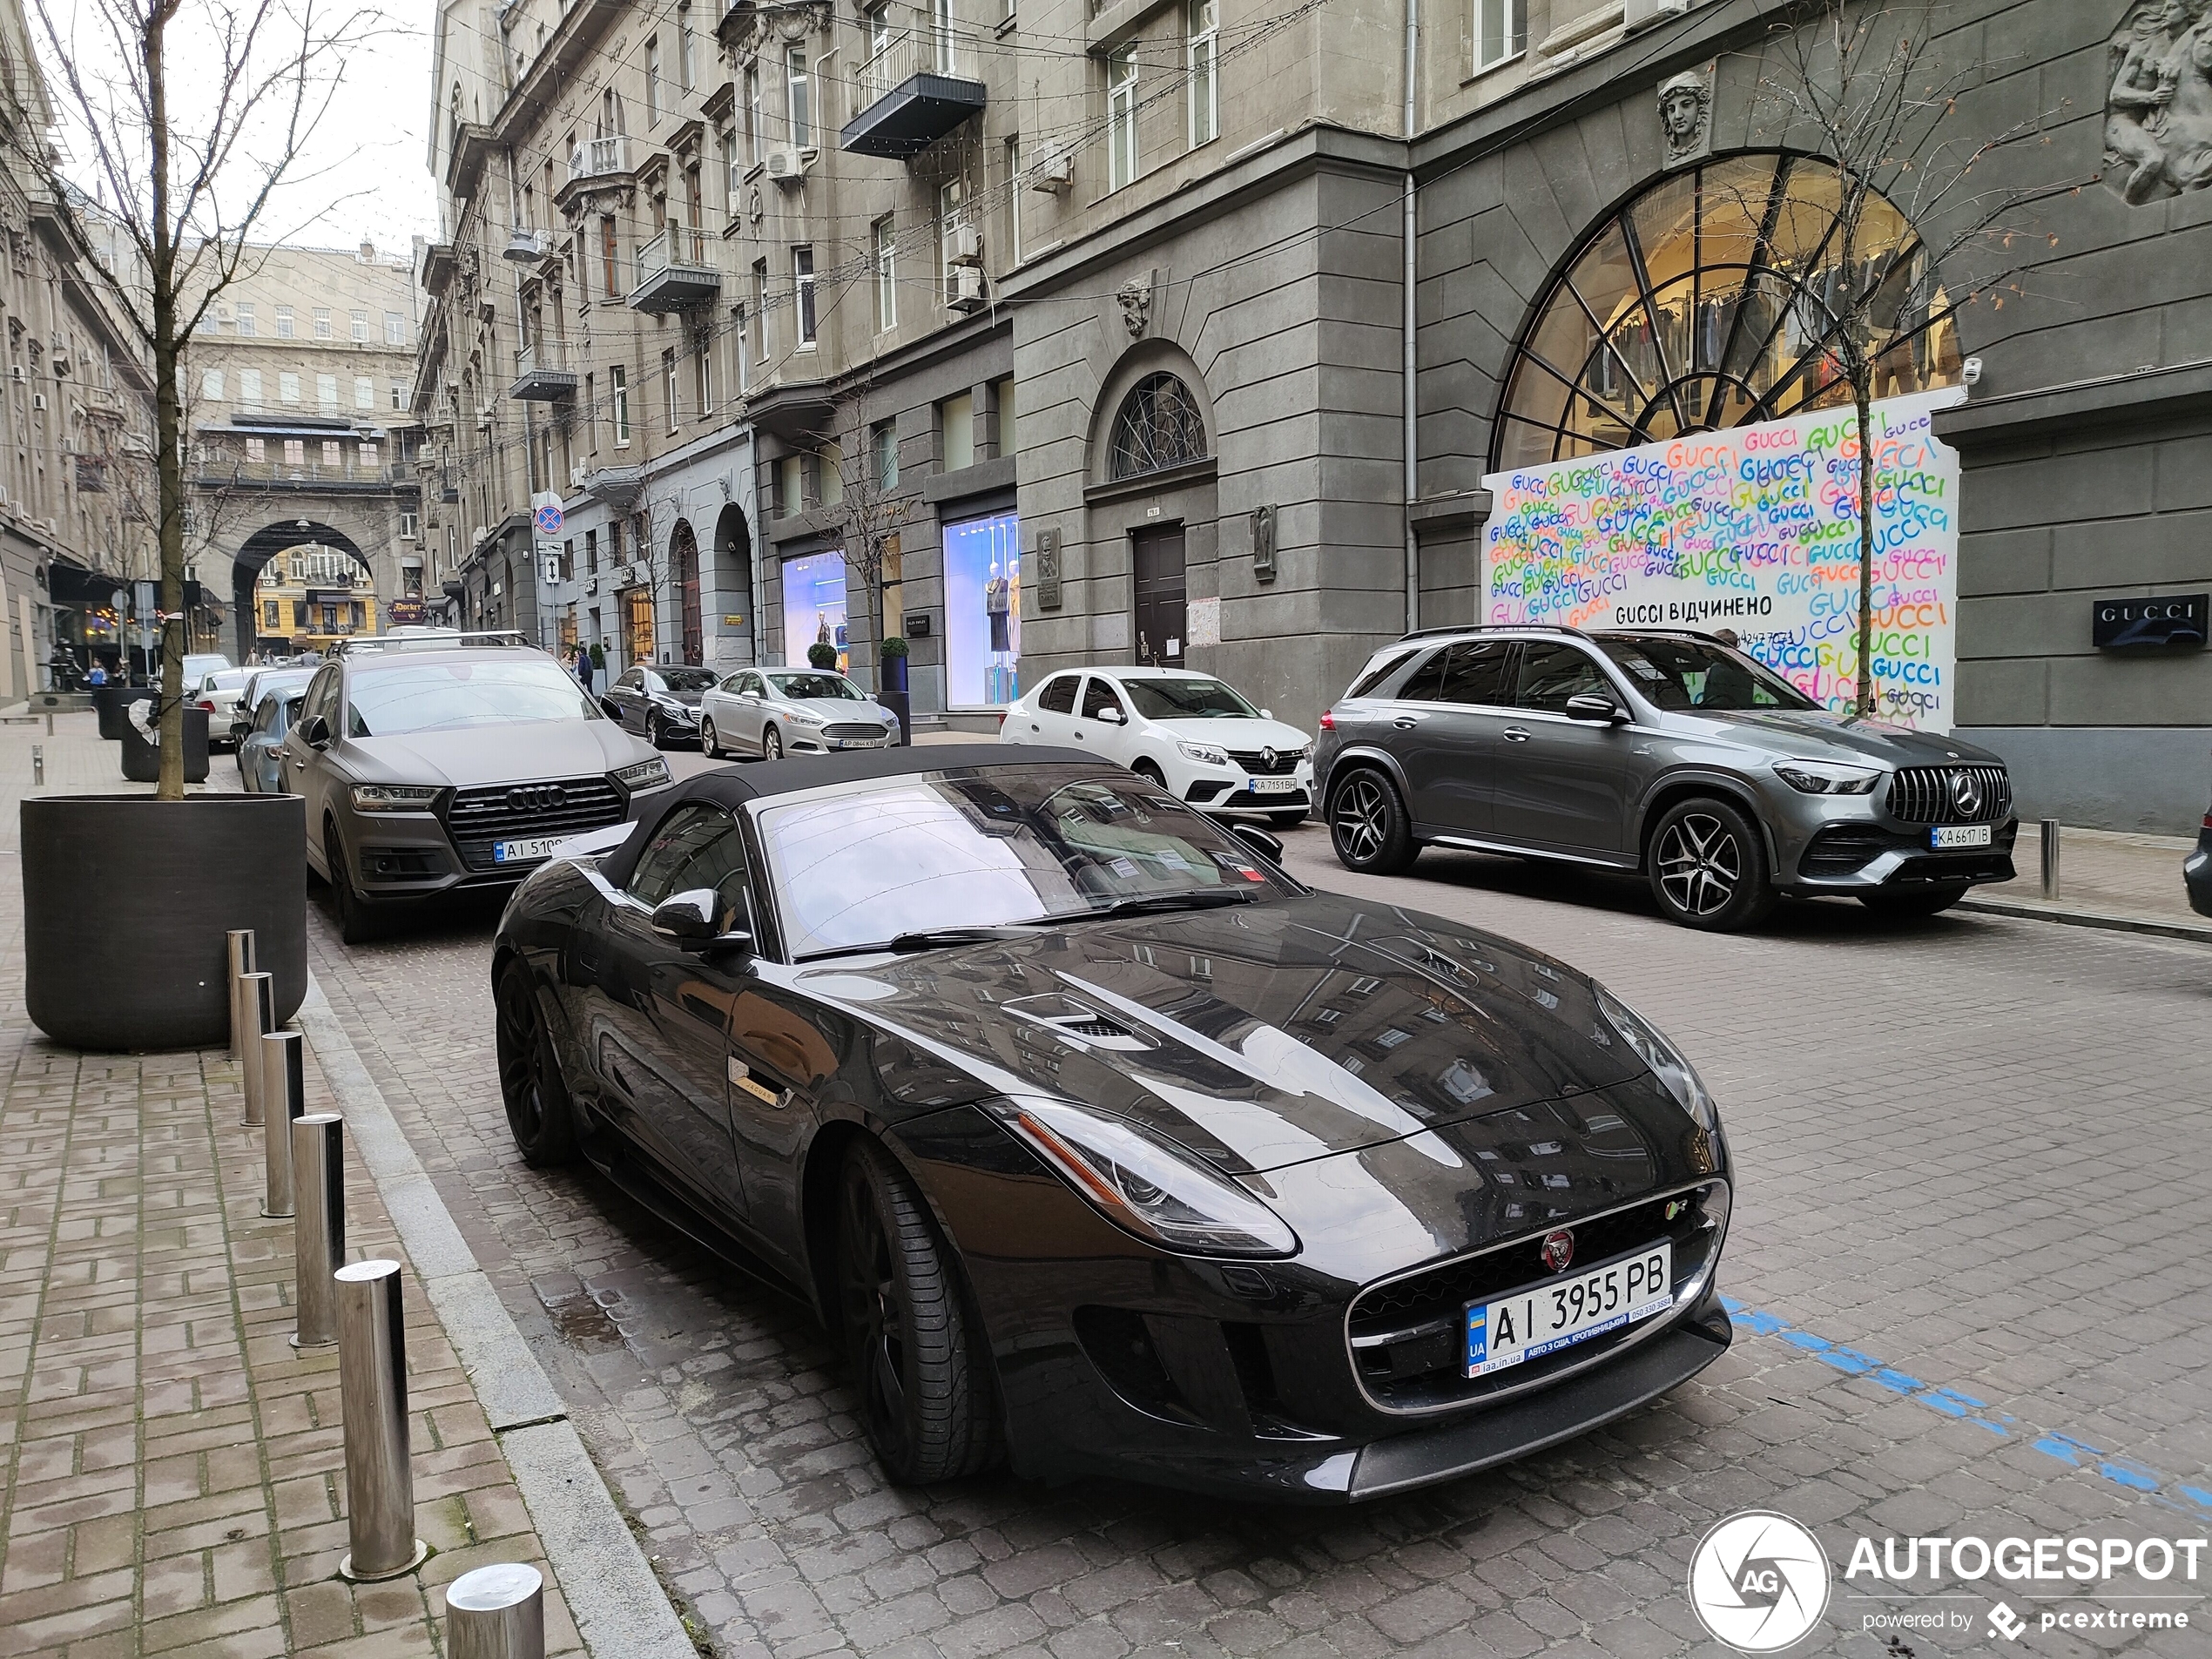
(1230, 824, 1285, 863)
(650, 888, 752, 954)
(297, 713, 331, 749)
(230, 720, 252, 741)
(599, 698, 624, 720)
(1564, 694, 1628, 725)
(1261, 708, 1274, 720)
(1096, 706, 1125, 725)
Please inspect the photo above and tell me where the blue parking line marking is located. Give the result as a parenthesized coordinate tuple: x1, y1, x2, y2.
(1717, 1295, 2212, 1521)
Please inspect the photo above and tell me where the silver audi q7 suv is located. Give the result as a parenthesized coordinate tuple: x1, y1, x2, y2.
(1313, 625, 2017, 930)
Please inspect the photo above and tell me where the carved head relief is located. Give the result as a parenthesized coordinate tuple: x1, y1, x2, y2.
(1657, 69, 1712, 164)
(1116, 278, 1150, 339)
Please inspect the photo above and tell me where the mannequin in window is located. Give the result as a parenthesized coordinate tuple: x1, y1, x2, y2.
(985, 558, 1011, 652)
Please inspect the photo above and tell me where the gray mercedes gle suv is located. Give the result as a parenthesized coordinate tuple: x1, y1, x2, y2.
(1313, 626, 2017, 930)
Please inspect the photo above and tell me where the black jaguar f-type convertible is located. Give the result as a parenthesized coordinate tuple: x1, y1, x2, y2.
(491, 745, 1733, 1502)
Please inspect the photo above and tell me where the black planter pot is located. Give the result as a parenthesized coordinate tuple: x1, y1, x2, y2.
(119, 708, 210, 783)
(880, 655, 911, 745)
(93, 686, 157, 740)
(23, 793, 307, 1052)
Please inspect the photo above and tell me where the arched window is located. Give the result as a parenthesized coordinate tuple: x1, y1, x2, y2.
(1494, 154, 1963, 470)
(1108, 372, 1208, 480)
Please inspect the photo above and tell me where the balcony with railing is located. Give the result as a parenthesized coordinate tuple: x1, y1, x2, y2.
(840, 27, 986, 159)
(565, 134, 633, 189)
(192, 455, 408, 491)
(628, 224, 722, 314)
(510, 336, 581, 400)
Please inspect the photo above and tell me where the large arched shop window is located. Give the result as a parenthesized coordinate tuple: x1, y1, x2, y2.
(1107, 372, 1209, 480)
(671, 519, 703, 664)
(1493, 154, 1964, 470)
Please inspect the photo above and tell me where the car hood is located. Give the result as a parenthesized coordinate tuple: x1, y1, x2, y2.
(656, 688, 708, 707)
(781, 697, 897, 724)
(1147, 716, 1312, 752)
(1672, 708, 2006, 768)
(789, 891, 1658, 1176)
(339, 718, 657, 786)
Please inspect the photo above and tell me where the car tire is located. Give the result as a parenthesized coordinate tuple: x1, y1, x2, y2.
(836, 1137, 998, 1486)
(763, 725, 784, 761)
(1859, 882, 1969, 919)
(1647, 797, 1777, 931)
(1268, 809, 1307, 830)
(1131, 758, 1167, 788)
(324, 820, 387, 945)
(494, 961, 579, 1166)
(1328, 769, 1418, 874)
(650, 711, 670, 751)
(702, 717, 723, 759)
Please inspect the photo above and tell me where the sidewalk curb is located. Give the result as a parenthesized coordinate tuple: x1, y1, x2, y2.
(1956, 895, 2212, 946)
(293, 978, 699, 1659)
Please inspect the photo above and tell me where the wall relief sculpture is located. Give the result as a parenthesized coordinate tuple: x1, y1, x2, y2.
(1657, 67, 1713, 167)
(2106, 0, 2212, 201)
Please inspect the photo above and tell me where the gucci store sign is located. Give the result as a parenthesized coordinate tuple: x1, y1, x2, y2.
(2092, 593, 2207, 649)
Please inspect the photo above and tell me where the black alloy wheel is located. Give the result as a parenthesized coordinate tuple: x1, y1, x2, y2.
(1329, 769, 1418, 874)
(650, 710, 671, 751)
(701, 717, 723, 759)
(1859, 882, 1970, 919)
(762, 725, 784, 761)
(1648, 797, 1776, 931)
(494, 961, 578, 1165)
(836, 1139, 996, 1485)
(324, 819, 385, 945)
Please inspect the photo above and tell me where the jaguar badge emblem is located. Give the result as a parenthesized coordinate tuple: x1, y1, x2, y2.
(1541, 1229, 1575, 1274)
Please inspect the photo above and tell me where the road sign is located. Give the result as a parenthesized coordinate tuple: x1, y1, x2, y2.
(532, 501, 563, 538)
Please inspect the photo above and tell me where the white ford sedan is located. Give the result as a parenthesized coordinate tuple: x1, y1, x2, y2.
(1001, 666, 1312, 826)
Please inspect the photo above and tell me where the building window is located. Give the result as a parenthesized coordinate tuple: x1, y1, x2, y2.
(1108, 372, 1208, 479)
(779, 452, 805, 515)
(1006, 137, 1022, 263)
(361, 441, 380, 466)
(930, 0, 955, 72)
(316, 373, 338, 410)
(720, 125, 739, 200)
(872, 419, 897, 491)
(313, 307, 332, 339)
(284, 438, 306, 465)
(235, 303, 256, 336)
(793, 246, 816, 346)
(611, 363, 631, 444)
(354, 375, 374, 408)
(993, 374, 1015, 455)
(941, 389, 974, 471)
(601, 216, 620, 295)
(279, 371, 301, 403)
(696, 334, 714, 414)
(321, 439, 341, 466)
(1491, 153, 1962, 469)
(786, 46, 810, 147)
(1187, 0, 1217, 146)
(264, 600, 280, 629)
(646, 35, 662, 124)
(239, 368, 263, 405)
(384, 310, 405, 345)
(664, 347, 680, 432)
(753, 261, 771, 362)
(391, 381, 409, 409)
(678, 0, 696, 88)
(276, 304, 295, 337)
(400, 510, 419, 539)
(745, 64, 762, 163)
(1108, 46, 1138, 189)
(200, 369, 224, 401)
(938, 179, 963, 305)
(873, 216, 896, 333)
(1475, 0, 1526, 71)
(245, 436, 266, 462)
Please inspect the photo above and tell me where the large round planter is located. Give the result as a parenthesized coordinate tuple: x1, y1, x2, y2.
(93, 686, 157, 740)
(119, 707, 210, 783)
(23, 793, 307, 1052)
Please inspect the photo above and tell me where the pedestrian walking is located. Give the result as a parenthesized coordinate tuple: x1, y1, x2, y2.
(86, 661, 108, 687)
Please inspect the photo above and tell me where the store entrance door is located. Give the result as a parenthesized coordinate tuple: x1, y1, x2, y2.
(1132, 524, 1185, 666)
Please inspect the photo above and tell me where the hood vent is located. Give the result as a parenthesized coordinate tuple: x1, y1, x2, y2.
(1002, 993, 1154, 1052)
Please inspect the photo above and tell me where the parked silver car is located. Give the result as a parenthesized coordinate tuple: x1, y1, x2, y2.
(698, 668, 900, 759)
(192, 668, 253, 751)
(238, 687, 307, 795)
(286, 634, 673, 941)
(1314, 625, 2018, 930)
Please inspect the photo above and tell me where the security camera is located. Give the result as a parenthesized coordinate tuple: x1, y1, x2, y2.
(1960, 356, 1983, 388)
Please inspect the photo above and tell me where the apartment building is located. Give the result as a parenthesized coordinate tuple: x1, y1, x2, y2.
(181, 243, 427, 656)
(0, 0, 162, 693)
(251, 542, 381, 655)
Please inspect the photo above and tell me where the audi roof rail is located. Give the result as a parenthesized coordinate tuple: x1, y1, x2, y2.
(1393, 622, 1591, 643)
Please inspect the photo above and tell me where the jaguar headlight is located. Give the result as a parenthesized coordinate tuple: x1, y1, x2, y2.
(1595, 985, 1719, 1135)
(349, 785, 441, 812)
(988, 1097, 1298, 1258)
(611, 757, 671, 790)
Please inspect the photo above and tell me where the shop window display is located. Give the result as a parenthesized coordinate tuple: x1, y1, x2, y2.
(781, 550, 849, 673)
(943, 510, 1020, 706)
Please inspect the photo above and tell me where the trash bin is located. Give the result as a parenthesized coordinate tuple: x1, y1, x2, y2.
(119, 706, 210, 783)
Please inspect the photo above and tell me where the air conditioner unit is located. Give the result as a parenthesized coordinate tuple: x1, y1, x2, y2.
(30, 393, 46, 411)
(8, 365, 23, 381)
(1029, 147, 1073, 193)
(763, 147, 809, 185)
(570, 464, 588, 487)
(1622, 0, 1689, 30)
(948, 266, 986, 313)
(949, 224, 983, 266)
(51, 354, 71, 377)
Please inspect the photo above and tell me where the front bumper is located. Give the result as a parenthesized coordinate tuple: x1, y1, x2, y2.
(1779, 813, 2019, 894)
(2186, 836, 2212, 918)
(337, 779, 673, 900)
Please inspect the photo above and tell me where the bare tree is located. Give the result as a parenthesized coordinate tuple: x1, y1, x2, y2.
(1747, 0, 2091, 718)
(10, 0, 378, 796)
(823, 399, 912, 685)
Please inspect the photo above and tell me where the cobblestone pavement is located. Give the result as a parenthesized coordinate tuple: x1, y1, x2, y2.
(300, 798, 2212, 1659)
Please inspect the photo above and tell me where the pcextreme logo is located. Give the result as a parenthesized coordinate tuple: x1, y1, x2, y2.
(1687, 1512, 1832, 1652)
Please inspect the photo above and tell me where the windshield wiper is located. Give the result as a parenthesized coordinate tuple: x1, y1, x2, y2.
(799, 925, 1035, 961)
(1041, 887, 1262, 925)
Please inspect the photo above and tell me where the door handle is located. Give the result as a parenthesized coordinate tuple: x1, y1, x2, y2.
(1392, 718, 1420, 730)
(1502, 727, 1532, 743)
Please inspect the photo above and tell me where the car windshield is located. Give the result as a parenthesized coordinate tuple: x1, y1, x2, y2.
(1121, 677, 1258, 721)
(766, 672, 864, 702)
(346, 658, 601, 736)
(656, 668, 719, 694)
(1594, 637, 1819, 712)
(758, 765, 1289, 959)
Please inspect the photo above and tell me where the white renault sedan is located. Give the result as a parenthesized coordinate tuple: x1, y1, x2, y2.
(1001, 666, 1313, 825)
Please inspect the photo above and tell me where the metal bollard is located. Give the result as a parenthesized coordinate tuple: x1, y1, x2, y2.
(445, 1561, 546, 1659)
(334, 1259, 427, 1581)
(2040, 819, 2061, 901)
(239, 971, 273, 1126)
(260, 1030, 306, 1218)
(226, 930, 256, 1065)
(290, 1114, 344, 1349)
(44, 710, 53, 735)
(30, 744, 42, 785)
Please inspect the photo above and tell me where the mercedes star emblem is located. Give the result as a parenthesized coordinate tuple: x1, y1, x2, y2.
(1949, 772, 1983, 817)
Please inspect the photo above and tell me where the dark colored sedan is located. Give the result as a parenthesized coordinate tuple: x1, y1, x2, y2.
(492, 747, 1733, 1501)
(2188, 805, 2212, 918)
(603, 664, 719, 749)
